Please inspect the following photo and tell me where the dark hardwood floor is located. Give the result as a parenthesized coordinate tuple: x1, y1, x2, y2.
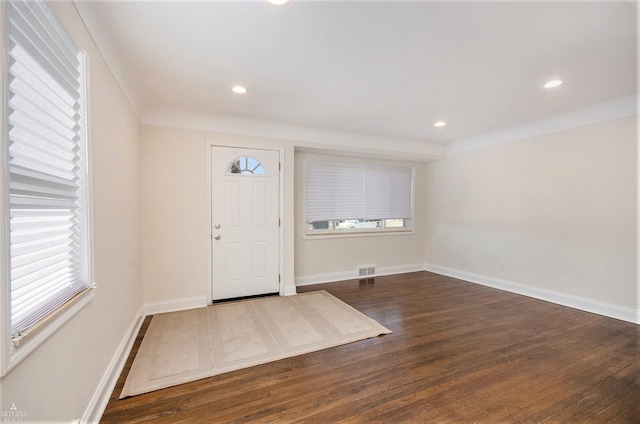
(101, 271, 640, 423)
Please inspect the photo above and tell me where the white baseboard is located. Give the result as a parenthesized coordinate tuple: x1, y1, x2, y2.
(425, 264, 640, 325)
(143, 296, 207, 316)
(296, 263, 426, 287)
(81, 305, 144, 424)
(283, 285, 298, 296)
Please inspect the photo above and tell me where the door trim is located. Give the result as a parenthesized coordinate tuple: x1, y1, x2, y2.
(206, 142, 285, 305)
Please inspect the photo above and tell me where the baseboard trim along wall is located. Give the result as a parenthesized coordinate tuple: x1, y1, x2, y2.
(425, 264, 640, 325)
(283, 285, 298, 296)
(295, 264, 426, 286)
(81, 305, 145, 424)
(143, 296, 208, 316)
(297, 264, 638, 324)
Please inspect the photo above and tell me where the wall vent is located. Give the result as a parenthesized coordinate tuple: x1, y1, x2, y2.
(358, 265, 376, 278)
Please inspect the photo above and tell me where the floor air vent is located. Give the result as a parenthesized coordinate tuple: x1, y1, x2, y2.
(358, 265, 376, 278)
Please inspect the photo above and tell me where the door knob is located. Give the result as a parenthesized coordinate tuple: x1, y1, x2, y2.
(214, 235, 221, 240)
(215, 224, 221, 229)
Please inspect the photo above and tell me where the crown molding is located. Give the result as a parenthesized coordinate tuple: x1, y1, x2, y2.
(447, 96, 637, 155)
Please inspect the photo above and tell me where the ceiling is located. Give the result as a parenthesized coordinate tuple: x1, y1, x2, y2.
(74, 0, 637, 154)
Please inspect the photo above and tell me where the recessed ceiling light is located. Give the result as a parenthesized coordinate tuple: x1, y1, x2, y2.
(544, 80, 563, 89)
(267, 0, 291, 5)
(232, 85, 248, 94)
(434, 121, 446, 127)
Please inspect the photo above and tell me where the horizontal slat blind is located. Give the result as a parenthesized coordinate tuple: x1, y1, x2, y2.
(363, 164, 413, 220)
(7, 0, 89, 336)
(306, 160, 364, 222)
(305, 159, 413, 222)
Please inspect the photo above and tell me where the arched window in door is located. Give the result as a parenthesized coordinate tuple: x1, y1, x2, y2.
(228, 156, 266, 175)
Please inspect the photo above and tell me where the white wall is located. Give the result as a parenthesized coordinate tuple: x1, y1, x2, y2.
(141, 125, 209, 305)
(141, 126, 432, 303)
(295, 152, 427, 284)
(425, 116, 637, 314)
(141, 125, 297, 306)
(0, 1, 142, 422)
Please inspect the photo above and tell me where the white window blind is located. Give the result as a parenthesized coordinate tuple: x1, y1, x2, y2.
(306, 159, 413, 222)
(6, 0, 90, 337)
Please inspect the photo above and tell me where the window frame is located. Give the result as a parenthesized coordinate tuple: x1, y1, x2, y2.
(303, 157, 415, 239)
(0, 0, 95, 376)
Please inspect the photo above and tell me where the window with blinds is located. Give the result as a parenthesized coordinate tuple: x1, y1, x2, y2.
(305, 159, 414, 235)
(5, 0, 91, 343)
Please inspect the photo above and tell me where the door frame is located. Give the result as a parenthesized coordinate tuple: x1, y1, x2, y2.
(206, 142, 285, 305)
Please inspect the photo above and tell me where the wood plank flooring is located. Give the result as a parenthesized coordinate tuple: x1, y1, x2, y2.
(101, 271, 640, 423)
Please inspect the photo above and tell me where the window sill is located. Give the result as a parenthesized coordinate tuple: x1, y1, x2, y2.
(2, 286, 95, 376)
(304, 228, 415, 240)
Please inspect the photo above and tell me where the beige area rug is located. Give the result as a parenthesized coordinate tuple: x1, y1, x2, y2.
(120, 290, 392, 398)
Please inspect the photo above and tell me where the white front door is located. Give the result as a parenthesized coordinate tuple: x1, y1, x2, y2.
(211, 146, 280, 300)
